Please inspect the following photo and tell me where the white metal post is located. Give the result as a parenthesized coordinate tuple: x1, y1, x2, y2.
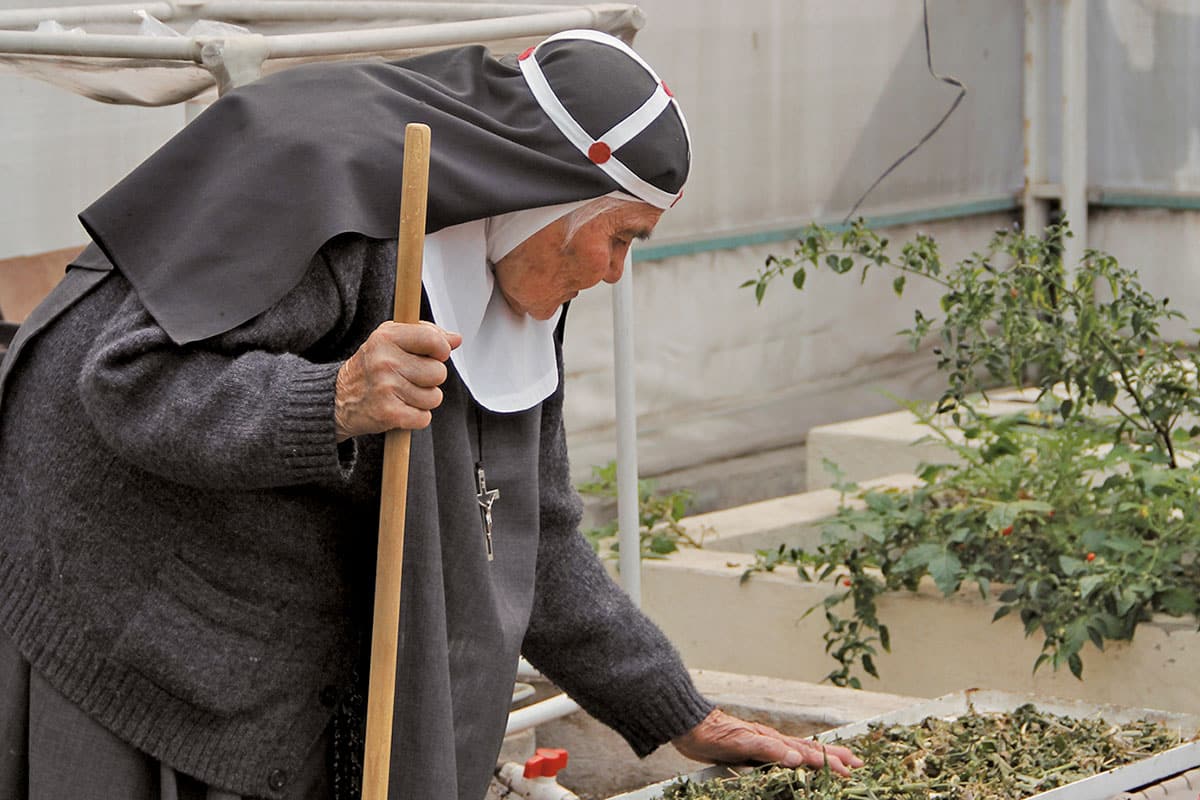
(1060, 0, 1088, 270)
(1023, 0, 1048, 237)
(184, 100, 207, 124)
(612, 254, 641, 607)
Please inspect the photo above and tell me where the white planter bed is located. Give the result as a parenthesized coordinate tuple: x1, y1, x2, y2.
(805, 384, 1197, 491)
(805, 390, 1040, 490)
(608, 689, 1200, 800)
(497, 671, 919, 800)
(639, 481, 1200, 716)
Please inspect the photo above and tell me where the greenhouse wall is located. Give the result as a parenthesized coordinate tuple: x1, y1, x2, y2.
(3, 0, 1200, 480)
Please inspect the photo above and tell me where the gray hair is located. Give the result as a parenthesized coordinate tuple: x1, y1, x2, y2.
(561, 195, 641, 246)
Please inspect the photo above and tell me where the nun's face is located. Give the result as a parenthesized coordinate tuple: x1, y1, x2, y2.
(493, 202, 663, 320)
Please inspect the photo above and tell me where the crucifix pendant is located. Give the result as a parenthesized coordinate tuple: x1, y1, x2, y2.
(475, 461, 500, 561)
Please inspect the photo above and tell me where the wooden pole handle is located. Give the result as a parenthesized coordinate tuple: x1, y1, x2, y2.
(362, 122, 431, 800)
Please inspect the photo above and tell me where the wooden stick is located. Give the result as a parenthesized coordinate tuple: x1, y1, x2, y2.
(362, 122, 431, 800)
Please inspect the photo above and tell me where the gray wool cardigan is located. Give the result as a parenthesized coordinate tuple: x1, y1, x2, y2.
(0, 234, 712, 800)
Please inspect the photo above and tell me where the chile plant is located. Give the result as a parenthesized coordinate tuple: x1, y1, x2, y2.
(741, 221, 1200, 686)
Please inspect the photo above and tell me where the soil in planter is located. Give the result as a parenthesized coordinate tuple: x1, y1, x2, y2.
(662, 703, 1191, 799)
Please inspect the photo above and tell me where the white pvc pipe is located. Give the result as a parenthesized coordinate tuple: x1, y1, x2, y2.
(0, 2, 172, 28)
(0, 29, 200, 57)
(495, 763, 581, 800)
(1060, 0, 1087, 270)
(0, 1, 573, 27)
(0, 6, 642, 61)
(1022, 0, 1048, 237)
(516, 657, 542, 681)
(184, 98, 208, 124)
(264, 10, 630, 58)
(505, 693, 581, 736)
(508, 659, 579, 737)
(198, 1, 581, 22)
(612, 255, 641, 607)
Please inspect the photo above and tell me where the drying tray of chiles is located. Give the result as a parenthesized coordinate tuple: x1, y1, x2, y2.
(612, 690, 1200, 800)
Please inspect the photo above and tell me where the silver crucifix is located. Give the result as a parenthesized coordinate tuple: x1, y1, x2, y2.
(475, 462, 500, 561)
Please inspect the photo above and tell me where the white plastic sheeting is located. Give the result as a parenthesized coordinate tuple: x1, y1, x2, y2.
(630, 0, 1025, 249)
(13, 1, 1200, 261)
(19, 0, 1199, 225)
(1054, 0, 1200, 195)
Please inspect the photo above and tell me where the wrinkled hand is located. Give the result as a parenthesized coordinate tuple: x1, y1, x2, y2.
(672, 709, 864, 777)
(334, 321, 462, 441)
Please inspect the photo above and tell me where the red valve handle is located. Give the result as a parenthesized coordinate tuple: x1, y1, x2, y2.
(523, 747, 569, 778)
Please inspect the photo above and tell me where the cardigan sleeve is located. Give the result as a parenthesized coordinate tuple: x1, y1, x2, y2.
(520, 347, 714, 757)
(76, 240, 372, 490)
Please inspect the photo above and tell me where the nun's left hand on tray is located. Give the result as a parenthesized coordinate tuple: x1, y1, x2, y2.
(671, 708, 865, 776)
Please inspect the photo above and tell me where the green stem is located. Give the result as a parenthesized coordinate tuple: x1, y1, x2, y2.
(908, 403, 987, 469)
(1006, 261, 1177, 466)
(1095, 333, 1178, 468)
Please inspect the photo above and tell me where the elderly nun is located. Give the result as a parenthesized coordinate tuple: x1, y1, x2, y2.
(0, 29, 860, 800)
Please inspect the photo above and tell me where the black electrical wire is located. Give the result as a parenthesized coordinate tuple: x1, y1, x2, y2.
(842, 0, 968, 223)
